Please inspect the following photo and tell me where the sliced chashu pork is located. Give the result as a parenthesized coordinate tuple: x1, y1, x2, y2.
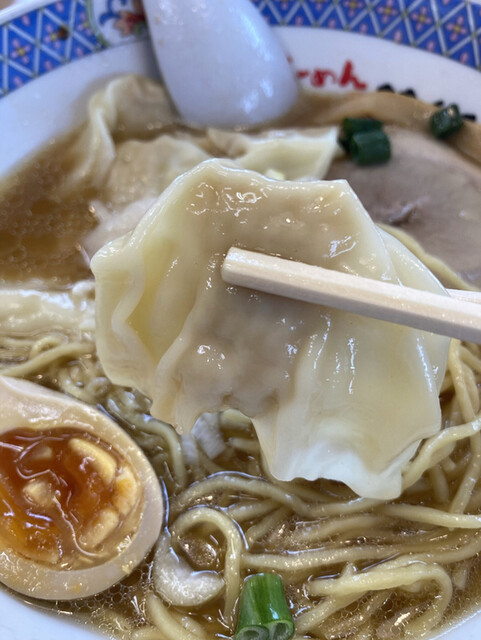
(327, 126, 481, 287)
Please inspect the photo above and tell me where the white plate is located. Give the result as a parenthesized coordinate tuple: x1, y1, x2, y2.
(1, 0, 481, 638)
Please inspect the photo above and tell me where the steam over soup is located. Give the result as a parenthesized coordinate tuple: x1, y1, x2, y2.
(0, 75, 481, 640)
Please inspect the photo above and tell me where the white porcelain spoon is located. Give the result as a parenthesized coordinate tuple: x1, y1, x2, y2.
(142, 0, 298, 128)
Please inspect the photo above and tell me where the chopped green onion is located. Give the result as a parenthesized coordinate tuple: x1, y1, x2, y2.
(430, 104, 464, 138)
(339, 118, 390, 164)
(349, 129, 391, 166)
(235, 573, 294, 640)
(341, 117, 383, 142)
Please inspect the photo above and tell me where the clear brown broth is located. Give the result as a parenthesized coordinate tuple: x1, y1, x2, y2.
(0, 138, 96, 284)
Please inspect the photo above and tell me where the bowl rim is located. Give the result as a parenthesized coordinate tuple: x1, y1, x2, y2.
(3, 0, 481, 103)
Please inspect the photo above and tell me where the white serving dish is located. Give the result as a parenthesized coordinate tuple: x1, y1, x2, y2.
(1, 0, 481, 638)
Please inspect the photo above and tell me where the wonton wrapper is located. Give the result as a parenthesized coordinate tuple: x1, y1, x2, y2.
(71, 77, 340, 256)
(59, 76, 177, 197)
(103, 136, 210, 207)
(207, 127, 341, 180)
(0, 281, 95, 336)
(84, 135, 210, 257)
(92, 160, 449, 499)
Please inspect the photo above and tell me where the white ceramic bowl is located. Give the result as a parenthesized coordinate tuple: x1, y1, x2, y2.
(1, 0, 481, 638)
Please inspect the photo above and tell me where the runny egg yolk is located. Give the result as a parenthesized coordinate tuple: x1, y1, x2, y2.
(0, 427, 142, 569)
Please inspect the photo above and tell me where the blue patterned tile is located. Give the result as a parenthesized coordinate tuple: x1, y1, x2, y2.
(0, 0, 111, 97)
(470, 1, 481, 30)
(441, 4, 471, 47)
(407, 0, 437, 39)
(2, 0, 481, 101)
(48, 1, 72, 23)
(451, 38, 476, 64)
(374, 0, 403, 31)
(403, 0, 423, 8)
(73, 1, 98, 45)
(384, 17, 413, 44)
(259, 2, 282, 23)
(307, 0, 334, 22)
(352, 11, 379, 33)
(320, 6, 345, 29)
(10, 11, 39, 38)
(435, 0, 463, 19)
(38, 48, 63, 73)
(40, 13, 70, 59)
(289, 3, 314, 25)
(70, 34, 97, 57)
(420, 27, 444, 51)
(273, 0, 300, 21)
(7, 63, 32, 91)
(7, 27, 35, 70)
(341, 0, 370, 25)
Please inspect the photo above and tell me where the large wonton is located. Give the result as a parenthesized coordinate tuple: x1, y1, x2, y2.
(58, 76, 178, 197)
(0, 282, 94, 336)
(74, 76, 340, 256)
(207, 127, 341, 180)
(92, 160, 450, 499)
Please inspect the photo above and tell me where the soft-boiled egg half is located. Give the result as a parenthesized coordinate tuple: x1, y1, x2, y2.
(0, 376, 163, 600)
